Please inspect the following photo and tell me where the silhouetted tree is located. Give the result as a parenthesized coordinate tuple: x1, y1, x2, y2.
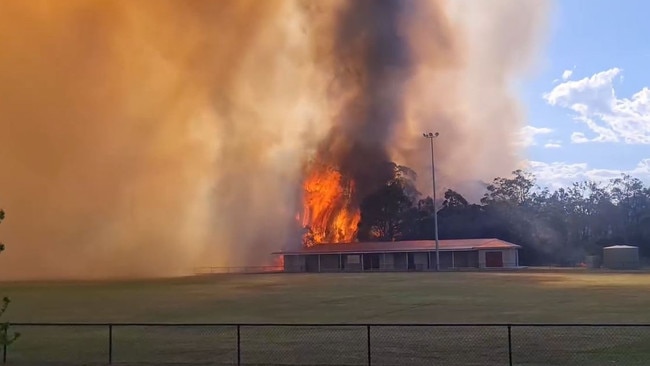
(357, 163, 418, 241)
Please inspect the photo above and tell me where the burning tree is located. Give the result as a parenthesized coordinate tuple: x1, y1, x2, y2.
(300, 162, 360, 246)
(299, 160, 419, 246)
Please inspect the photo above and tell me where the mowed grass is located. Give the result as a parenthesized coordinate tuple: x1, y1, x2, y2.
(4, 271, 650, 323)
(2, 271, 650, 365)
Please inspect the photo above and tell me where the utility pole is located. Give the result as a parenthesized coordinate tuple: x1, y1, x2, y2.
(423, 132, 440, 271)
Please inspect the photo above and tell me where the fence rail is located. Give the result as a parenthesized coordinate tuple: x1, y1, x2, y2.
(3, 323, 650, 365)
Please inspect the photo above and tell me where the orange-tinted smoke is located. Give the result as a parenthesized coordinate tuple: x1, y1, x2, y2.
(0, 0, 317, 280)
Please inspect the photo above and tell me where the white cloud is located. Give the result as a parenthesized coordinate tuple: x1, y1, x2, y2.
(518, 125, 553, 147)
(543, 139, 562, 148)
(544, 68, 650, 144)
(561, 69, 573, 81)
(528, 158, 650, 190)
(570, 132, 589, 144)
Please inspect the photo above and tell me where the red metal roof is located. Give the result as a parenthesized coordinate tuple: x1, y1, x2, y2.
(272, 238, 521, 255)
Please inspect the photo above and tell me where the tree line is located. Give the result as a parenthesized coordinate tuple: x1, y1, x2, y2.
(357, 163, 650, 266)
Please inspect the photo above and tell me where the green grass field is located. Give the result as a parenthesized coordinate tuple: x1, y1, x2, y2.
(3, 271, 650, 365)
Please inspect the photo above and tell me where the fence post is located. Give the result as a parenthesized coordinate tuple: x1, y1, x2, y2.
(2, 324, 7, 364)
(237, 325, 241, 366)
(507, 325, 513, 366)
(108, 324, 113, 364)
(366, 325, 371, 366)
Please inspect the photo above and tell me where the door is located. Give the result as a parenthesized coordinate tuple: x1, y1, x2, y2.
(305, 255, 320, 272)
(363, 254, 380, 270)
(485, 251, 504, 268)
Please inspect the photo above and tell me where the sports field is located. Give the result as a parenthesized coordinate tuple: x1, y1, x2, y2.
(3, 271, 650, 365)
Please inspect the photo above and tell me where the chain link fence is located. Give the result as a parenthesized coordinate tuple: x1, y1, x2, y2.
(3, 323, 650, 365)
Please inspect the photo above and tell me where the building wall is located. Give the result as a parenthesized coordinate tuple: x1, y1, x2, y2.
(452, 251, 479, 268)
(504, 249, 518, 267)
(438, 251, 452, 269)
(284, 255, 306, 272)
(603, 247, 640, 269)
(478, 249, 518, 268)
(345, 254, 362, 271)
(284, 249, 519, 272)
(435, 251, 478, 269)
(392, 253, 408, 270)
(380, 252, 394, 270)
(412, 253, 428, 270)
(320, 254, 341, 272)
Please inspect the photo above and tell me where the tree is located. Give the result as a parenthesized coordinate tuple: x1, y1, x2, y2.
(481, 170, 536, 206)
(352, 163, 650, 266)
(357, 163, 419, 241)
(0, 209, 20, 348)
(478, 170, 543, 262)
(357, 179, 413, 241)
(609, 174, 648, 244)
(437, 190, 485, 239)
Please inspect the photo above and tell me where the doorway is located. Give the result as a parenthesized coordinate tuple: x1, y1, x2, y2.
(363, 254, 381, 271)
(485, 251, 504, 268)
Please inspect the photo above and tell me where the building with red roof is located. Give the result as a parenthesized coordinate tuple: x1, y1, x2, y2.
(272, 238, 521, 272)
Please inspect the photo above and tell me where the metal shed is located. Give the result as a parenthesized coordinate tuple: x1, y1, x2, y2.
(602, 245, 640, 270)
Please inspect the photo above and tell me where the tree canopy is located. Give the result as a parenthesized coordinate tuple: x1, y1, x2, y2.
(356, 166, 650, 266)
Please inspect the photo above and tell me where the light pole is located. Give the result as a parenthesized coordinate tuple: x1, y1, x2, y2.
(423, 132, 440, 271)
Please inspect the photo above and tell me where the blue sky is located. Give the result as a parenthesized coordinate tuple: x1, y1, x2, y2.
(521, 0, 650, 189)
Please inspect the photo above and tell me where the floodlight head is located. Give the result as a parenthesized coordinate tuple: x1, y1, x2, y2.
(434, 132, 439, 137)
(423, 133, 427, 137)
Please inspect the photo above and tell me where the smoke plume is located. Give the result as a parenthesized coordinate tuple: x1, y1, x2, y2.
(0, 0, 550, 280)
(308, 1, 447, 201)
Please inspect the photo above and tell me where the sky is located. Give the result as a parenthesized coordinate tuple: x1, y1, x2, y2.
(520, 0, 650, 190)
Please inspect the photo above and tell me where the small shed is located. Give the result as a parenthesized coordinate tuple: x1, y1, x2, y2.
(602, 245, 640, 270)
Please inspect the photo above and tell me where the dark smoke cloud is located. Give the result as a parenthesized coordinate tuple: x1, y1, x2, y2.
(310, 0, 455, 204)
(333, 0, 411, 200)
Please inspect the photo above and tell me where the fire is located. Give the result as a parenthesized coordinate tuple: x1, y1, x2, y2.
(273, 255, 284, 269)
(300, 163, 360, 246)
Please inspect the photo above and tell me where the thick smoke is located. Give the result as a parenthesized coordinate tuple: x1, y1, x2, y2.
(305, 0, 460, 208)
(0, 0, 550, 280)
(392, 0, 552, 201)
(0, 1, 316, 280)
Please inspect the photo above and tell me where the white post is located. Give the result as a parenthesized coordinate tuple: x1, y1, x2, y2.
(361, 254, 364, 272)
(423, 132, 441, 271)
(339, 253, 342, 271)
(452, 251, 455, 269)
(318, 254, 321, 273)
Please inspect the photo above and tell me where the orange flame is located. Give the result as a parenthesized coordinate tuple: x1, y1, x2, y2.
(300, 164, 360, 246)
